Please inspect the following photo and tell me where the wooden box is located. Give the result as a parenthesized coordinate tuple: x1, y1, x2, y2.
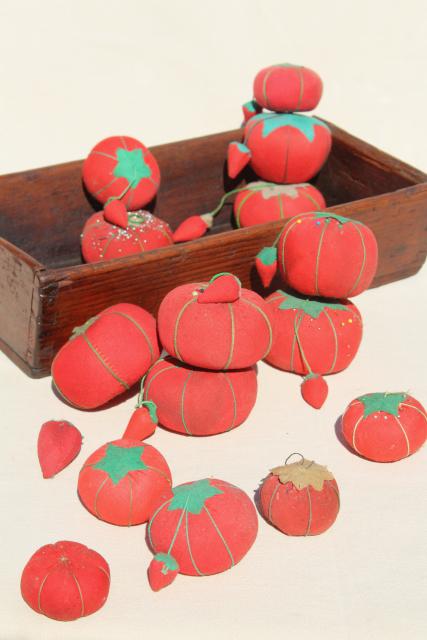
(1, 123, 426, 378)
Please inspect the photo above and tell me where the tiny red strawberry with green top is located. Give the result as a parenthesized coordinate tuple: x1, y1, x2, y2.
(148, 553, 180, 591)
(103, 199, 128, 228)
(255, 246, 278, 288)
(123, 392, 158, 441)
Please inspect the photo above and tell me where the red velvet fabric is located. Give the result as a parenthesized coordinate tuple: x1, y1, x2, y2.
(51, 303, 160, 409)
(143, 357, 257, 436)
(78, 439, 172, 526)
(278, 212, 378, 297)
(158, 281, 273, 369)
(234, 182, 325, 228)
(81, 211, 173, 263)
(342, 395, 427, 462)
(242, 115, 331, 183)
(147, 479, 258, 576)
(37, 420, 82, 478)
(20, 541, 110, 621)
(259, 474, 340, 536)
(253, 65, 323, 112)
(82, 136, 160, 209)
(264, 291, 363, 374)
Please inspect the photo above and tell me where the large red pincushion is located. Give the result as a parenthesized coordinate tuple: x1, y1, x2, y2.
(278, 211, 378, 297)
(82, 136, 160, 210)
(229, 113, 331, 183)
(143, 357, 257, 436)
(78, 439, 172, 526)
(264, 291, 362, 374)
(20, 540, 110, 621)
(341, 393, 427, 462)
(147, 478, 258, 579)
(259, 457, 340, 536)
(157, 274, 272, 370)
(253, 64, 323, 112)
(81, 210, 173, 263)
(52, 303, 159, 409)
(233, 182, 325, 228)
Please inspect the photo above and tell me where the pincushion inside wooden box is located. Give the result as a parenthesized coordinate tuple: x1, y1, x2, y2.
(1, 123, 426, 378)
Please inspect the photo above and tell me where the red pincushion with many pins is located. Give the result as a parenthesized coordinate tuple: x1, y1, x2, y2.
(278, 211, 378, 298)
(264, 291, 363, 374)
(157, 273, 272, 370)
(82, 136, 160, 210)
(341, 393, 427, 462)
(143, 357, 257, 436)
(52, 303, 159, 409)
(20, 541, 110, 621)
(146, 478, 258, 590)
(259, 454, 340, 536)
(233, 182, 325, 228)
(253, 64, 323, 113)
(81, 210, 173, 263)
(228, 113, 331, 183)
(78, 439, 172, 526)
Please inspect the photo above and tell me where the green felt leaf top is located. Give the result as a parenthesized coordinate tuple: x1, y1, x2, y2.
(154, 553, 179, 574)
(310, 211, 356, 226)
(357, 392, 407, 417)
(168, 479, 223, 515)
(252, 113, 330, 141)
(277, 291, 350, 318)
(93, 443, 148, 485)
(113, 147, 151, 188)
(256, 246, 277, 266)
(236, 142, 250, 154)
(243, 100, 258, 113)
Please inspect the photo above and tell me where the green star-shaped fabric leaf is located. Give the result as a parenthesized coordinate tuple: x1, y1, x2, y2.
(357, 392, 407, 417)
(277, 291, 350, 318)
(252, 113, 330, 141)
(113, 147, 152, 188)
(168, 479, 223, 514)
(93, 443, 147, 485)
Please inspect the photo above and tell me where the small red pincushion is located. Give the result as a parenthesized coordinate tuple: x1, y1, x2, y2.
(253, 64, 323, 112)
(233, 182, 325, 228)
(37, 420, 82, 478)
(259, 456, 340, 536)
(78, 439, 172, 526)
(264, 291, 362, 374)
(143, 357, 257, 436)
(52, 303, 159, 409)
(147, 478, 258, 585)
(82, 136, 160, 210)
(157, 274, 272, 370)
(81, 210, 173, 263)
(341, 393, 427, 462)
(278, 212, 378, 297)
(20, 540, 110, 621)
(228, 113, 331, 183)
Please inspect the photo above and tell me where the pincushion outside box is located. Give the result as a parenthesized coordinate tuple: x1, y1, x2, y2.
(0, 122, 426, 378)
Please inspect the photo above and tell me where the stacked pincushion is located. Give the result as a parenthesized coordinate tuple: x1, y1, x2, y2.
(172, 64, 329, 243)
(143, 272, 272, 436)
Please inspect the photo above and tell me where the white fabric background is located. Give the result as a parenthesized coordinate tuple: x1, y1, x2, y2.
(0, 1, 426, 639)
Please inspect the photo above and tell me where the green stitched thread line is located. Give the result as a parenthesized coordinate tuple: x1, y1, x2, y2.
(204, 505, 235, 568)
(82, 334, 129, 390)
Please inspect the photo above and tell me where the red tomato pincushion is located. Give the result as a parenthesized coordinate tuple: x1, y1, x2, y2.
(52, 303, 159, 409)
(81, 210, 173, 263)
(259, 455, 340, 536)
(82, 136, 160, 210)
(20, 540, 110, 621)
(341, 393, 427, 462)
(227, 113, 331, 183)
(157, 273, 272, 370)
(146, 478, 258, 590)
(233, 182, 325, 228)
(78, 439, 172, 526)
(143, 357, 257, 436)
(278, 211, 378, 297)
(253, 64, 323, 113)
(264, 291, 362, 374)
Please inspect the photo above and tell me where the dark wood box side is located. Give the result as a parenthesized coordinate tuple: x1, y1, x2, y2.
(0, 123, 425, 269)
(32, 182, 427, 376)
(0, 239, 42, 375)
